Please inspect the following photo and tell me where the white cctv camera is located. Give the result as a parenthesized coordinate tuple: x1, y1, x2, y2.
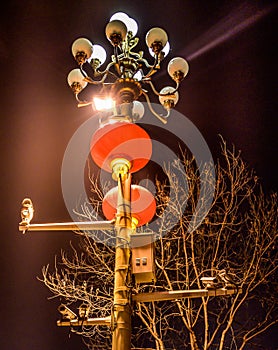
(58, 304, 77, 320)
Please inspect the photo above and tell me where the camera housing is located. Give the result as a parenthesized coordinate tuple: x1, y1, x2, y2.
(200, 276, 219, 289)
(58, 304, 77, 320)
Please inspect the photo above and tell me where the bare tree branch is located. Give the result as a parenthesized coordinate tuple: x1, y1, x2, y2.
(41, 138, 278, 349)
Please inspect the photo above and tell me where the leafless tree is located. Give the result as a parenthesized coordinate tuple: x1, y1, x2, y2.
(41, 139, 278, 349)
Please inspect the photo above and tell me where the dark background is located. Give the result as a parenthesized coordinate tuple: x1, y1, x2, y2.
(0, 0, 277, 349)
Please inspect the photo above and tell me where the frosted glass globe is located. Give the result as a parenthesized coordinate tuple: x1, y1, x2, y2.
(127, 17, 138, 36)
(110, 12, 130, 23)
(71, 38, 93, 60)
(110, 12, 138, 36)
(168, 57, 189, 80)
(90, 44, 107, 65)
(93, 97, 115, 111)
(132, 101, 145, 121)
(145, 27, 168, 48)
(159, 86, 179, 106)
(67, 69, 87, 89)
(105, 20, 127, 45)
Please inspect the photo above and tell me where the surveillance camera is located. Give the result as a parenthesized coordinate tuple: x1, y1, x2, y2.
(200, 276, 219, 289)
(58, 304, 77, 320)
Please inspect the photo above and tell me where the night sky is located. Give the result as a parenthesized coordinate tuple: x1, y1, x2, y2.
(0, 1, 277, 349)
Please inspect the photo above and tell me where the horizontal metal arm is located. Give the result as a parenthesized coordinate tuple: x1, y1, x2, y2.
(132, 287, 242, 303)
(57, 316, 111, 327)
(19, 220, 115, 233)
(145, 79, 179, 96)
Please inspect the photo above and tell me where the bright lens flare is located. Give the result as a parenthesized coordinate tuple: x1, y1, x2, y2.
(93, 97, 115, 111)
(185, 3, 275, 61)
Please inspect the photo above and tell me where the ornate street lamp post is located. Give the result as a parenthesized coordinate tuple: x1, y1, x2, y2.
(19, 12, 240, 350)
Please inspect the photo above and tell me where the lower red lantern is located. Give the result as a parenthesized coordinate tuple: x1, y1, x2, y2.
(90, 121, 152, 173)
(102, 185, 156, 227)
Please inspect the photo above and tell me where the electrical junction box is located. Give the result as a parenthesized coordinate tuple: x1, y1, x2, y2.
(131, 233, 156, 284)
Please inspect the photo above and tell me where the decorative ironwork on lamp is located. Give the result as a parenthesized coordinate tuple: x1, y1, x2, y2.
(67, 12, 189, 124)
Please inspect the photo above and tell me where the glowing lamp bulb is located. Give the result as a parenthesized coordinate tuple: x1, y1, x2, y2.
(93, 97, 115, 111)
(110, 12, 130, 23)
(126, 17, 138, 36)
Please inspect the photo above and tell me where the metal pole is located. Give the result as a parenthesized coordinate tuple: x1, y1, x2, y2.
(112, 173, 132, 350)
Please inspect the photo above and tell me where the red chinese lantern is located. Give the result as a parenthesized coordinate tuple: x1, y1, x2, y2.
(90, 121, 152, 173)
(102, 185, 156, 227)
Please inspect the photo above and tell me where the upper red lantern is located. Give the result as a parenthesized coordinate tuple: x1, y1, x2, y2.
(90, 121, 152, 173)
(102, 184, 156, 227)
